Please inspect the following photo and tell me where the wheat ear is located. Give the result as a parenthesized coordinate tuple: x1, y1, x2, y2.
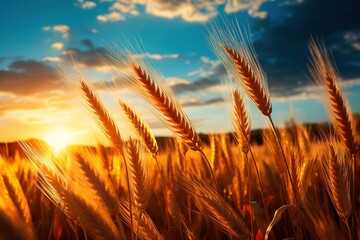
(75, 154, 118, 213)
(80, 80, 134, 239)
(223, 46, 272, 117)
(308, 39, 356, 154)
(2, 173, 32, 226)
(119, 100, 159, 157)
(65, 191, 121, 240)
(126, 138, 148, 211)
(131, 64, 201, 151)
(118, 198, 163, 240)
(180, 174, 250, 239)
(321, 144, 351, 235)
(308, 38, 357, 238)
(80, 80, 124, 153)
(232, 88, 251, 153)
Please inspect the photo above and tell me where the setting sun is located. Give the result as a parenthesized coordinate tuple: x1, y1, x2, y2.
(44, 128, 72, 153)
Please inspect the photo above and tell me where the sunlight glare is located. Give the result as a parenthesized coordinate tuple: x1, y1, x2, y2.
(45, 128, 72, 153)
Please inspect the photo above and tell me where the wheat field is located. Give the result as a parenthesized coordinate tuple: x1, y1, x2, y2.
(0, 23, 359, 240)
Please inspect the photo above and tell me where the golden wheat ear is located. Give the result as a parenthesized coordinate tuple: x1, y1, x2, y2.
(126, 138, 148, 211)
(80, 80, 124, 154)
(131, 64, 201, 151)
(207, 19, 272, 117)
(119, 100, 159, 157)
(321, 143, 351, 233)
(232, 88, 251, 154)
(223, 45, 272, 117)
(308, 38, 356, 155)
(179, 173, 250, 239)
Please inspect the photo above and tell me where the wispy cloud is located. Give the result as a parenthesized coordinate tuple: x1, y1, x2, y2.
(97, 11, 125, 22)
(134, 53, 182, 60)
(42, 24, 71, 39)
(43, 57, 62, 63)
(0, 60, 62, 95)
(51, 42, 64, 50)
(78, 0, 97, 9)
(91, 0, 269, 23)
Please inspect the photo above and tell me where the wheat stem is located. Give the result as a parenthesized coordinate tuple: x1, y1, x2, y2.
(199, 149, 220, 195)
(245, 153, 254, 240)
(249, 148, 271, 226)
(268, 116, 299, 206)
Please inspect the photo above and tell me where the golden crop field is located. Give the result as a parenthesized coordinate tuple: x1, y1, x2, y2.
(0, 19, 359, 240)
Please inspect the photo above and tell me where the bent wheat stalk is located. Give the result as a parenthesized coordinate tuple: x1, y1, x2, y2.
(131, 64, 200, 151)
(119, 100, 159, 157)
(321, 144, 351, 237)
(207, 20, 298, 206)
(132, 64, 219, 192)
(308, 38, 357, 238)
(232, 88, 270, 228)
(80, 80, 134, 240)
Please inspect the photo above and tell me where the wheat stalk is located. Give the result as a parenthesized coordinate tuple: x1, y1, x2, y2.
(80, 79, 135, 239)
(118, 198, 163, 240)
(131, 64, 201, 151)
(119, 100, 158, 157)
(180, 174, 250, 239)
(232, 88, 251, 154)
(223, 46, 272, 117)
(321, 143, 351, 235)
(308, 39, 356, 154)
(308, 38, 357, 238)
(2, 173, 32, 227)
(75, 153, 118, 213)
(126, 138, 148, 211)
(80, 80, 124, 154)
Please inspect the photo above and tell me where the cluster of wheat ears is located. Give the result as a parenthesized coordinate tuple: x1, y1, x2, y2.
(0, 19, 359, 240)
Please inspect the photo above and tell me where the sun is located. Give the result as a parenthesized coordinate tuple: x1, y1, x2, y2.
(44, 128, 72, 153)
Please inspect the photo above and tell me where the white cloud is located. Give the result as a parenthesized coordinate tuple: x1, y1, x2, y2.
(42, 25, 71, 39)
(97, 11, 125, 22)
(51, 42, 64, 50)
(43, 57, 62, 63)
(92, 0, 269, 23)
(134, 53, 181, 60)
(53, 25, 70, 34)
(81, 1, 97, 9)
(166, 77, 190, 86)
(225, 0, 267, 19)
(343, 31, 360, 51)
(42, 26, 51, 31)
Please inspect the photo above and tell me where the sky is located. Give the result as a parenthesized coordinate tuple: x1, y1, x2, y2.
(0, 0, 360, 145)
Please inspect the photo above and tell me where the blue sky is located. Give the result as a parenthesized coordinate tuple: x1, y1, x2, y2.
(0, 0, 360, 144)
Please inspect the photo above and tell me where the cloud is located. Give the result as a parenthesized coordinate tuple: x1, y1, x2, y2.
(51, 42, 64, 50)
(134, 53, 182, 60)
(0, 60, 62, 95)
(42, 25, 71, 39)
(94, 0, 269, 23)
(81, 39, 94, 49)
(224, 0, 267, 19)
(97, 11, 125, 22)
(0, 93, 70, 116)
(169, 56, 226, 95)
(246, 0, 360, 98)
(61, 42, 184, 69)
(80, 1, 97, 9)
(42, 26, 51, 31)
(43, 57, 62, 63)
(61, 47, 111, 68)
(172, 78, 220, 94)
(182, 97, 224, 107)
